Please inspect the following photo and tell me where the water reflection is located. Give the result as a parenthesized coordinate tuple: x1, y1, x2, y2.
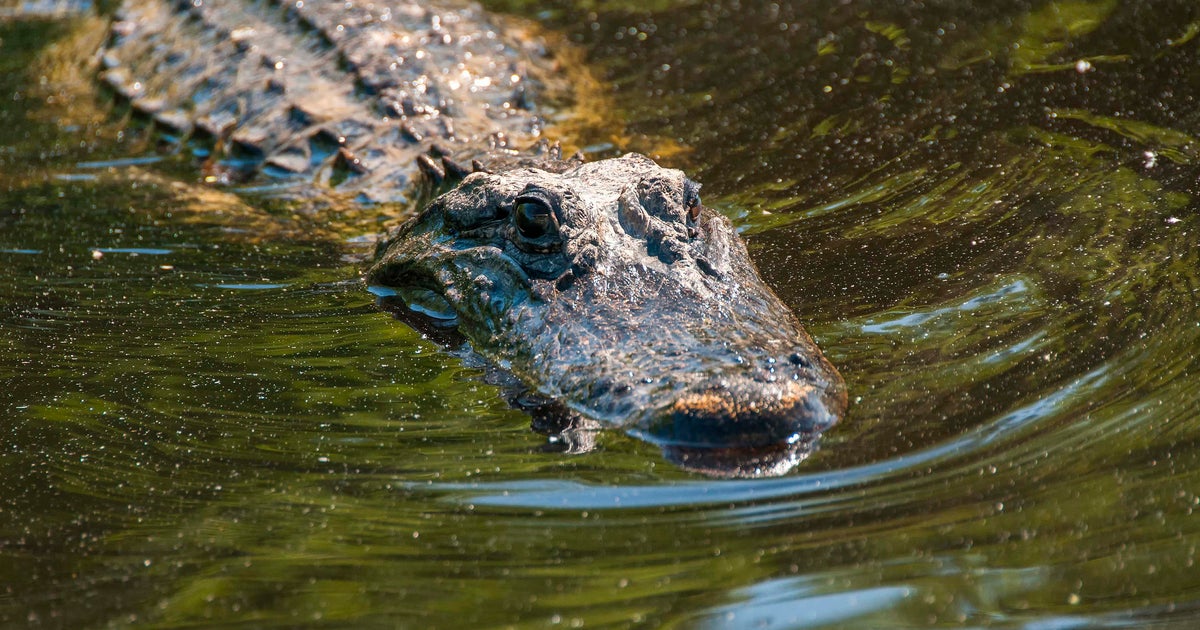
(5, 0, 1200, 627)
(697, 582, 917, 629)
(411, 360, 1107, 516)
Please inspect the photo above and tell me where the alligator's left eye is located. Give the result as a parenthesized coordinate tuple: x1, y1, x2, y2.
(684, 179, 702, 223)
(513, 190, 559, 240)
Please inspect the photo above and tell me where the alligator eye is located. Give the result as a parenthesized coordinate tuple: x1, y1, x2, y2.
(514, 196, 556, 239)
(684, 179, 702, 222)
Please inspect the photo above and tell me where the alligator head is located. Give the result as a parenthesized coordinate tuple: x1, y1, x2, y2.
(367, 153, 847, 477)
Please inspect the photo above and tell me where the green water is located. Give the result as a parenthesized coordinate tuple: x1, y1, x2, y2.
(5, 1, 1200, 627)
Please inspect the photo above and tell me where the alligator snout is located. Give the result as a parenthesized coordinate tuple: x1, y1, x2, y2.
(637, 354, 845, 478)
(651, 378, 839, 449)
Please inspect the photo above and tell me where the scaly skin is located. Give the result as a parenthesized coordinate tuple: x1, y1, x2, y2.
(369, 153, 847, 477)
(97, 0, 846, 476)
(99, 0, 560, 201)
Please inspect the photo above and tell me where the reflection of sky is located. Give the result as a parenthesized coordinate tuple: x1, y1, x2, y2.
(206, 283, 291, 290)
(691, 569, 1184, 629)
(859, 277, 1030, 335)
(75, 156, 163, 169)
(696, 580, 914, 629)
(415, 363, 1111, 522)
(93, 247, 174, 255)
(979, 365, 1108, 444)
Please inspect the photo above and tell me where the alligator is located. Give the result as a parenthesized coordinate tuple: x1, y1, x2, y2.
(92, 0, 847, 476)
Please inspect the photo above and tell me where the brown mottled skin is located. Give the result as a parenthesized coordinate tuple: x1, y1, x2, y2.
(96, 0, 846, 476)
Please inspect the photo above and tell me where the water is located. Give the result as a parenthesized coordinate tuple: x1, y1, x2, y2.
(4, 1, 1200, 627)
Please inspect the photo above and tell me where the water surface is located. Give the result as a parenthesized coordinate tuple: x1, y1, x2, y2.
(4, 1, 1200, 627)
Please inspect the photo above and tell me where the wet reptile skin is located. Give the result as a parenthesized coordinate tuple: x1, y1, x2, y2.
(100, 0, 559, 201)
(98, 0, 847, 476)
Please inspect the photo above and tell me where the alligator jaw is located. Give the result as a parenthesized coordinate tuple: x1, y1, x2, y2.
(368, 153, 846, 476)
(654, 379, 840, 449)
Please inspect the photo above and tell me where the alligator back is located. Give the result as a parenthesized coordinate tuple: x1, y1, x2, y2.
(99, 0, 566, 203)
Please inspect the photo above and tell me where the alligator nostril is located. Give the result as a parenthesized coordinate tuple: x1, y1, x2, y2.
(788, 352, 812, 369)
(592, 377, 632, 398)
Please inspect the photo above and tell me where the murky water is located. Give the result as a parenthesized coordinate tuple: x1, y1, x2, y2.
(5, 1, 1200, 627)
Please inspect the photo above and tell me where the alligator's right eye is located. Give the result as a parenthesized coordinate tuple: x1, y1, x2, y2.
(514, 196, 556, 239)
